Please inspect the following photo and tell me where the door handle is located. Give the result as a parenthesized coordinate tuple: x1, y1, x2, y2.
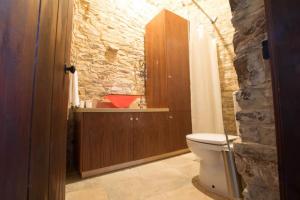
(64, 64, 76, 74)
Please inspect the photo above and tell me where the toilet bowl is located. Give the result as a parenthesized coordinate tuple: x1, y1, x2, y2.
(186, 133, 242, 200)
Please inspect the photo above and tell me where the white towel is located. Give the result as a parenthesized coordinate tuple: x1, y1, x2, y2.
(69, 71, 80, 107)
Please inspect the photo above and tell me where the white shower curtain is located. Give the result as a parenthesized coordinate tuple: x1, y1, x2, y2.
(189, 22, 224, 134)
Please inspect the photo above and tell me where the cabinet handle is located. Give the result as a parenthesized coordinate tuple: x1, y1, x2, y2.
(168, 75, 172, 79)
(130, 117, 133, 121)
(169, 115, 173, 119)
(135, 117, 139, 121)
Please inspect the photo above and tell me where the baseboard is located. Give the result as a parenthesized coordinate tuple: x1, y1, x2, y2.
(81, 149, 190, 178)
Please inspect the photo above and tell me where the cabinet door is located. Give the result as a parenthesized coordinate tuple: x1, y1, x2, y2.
(165, 10, 191, 111)
(82, 113, 133, 171)
(145, 11, 168, 108)
(167, 112, 192, 151)
(133, 112, 168, 160)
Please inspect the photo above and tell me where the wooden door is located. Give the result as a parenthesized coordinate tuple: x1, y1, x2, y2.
(167, 112, 192, 151)
(48, 0, 73, 199)
(82, 113, 134, 171)
(0, 1, 40, 199)
(133, 112, 169, 160)
(145, 11, 168, 108)
(165, 10, 191, 112)
(0, 0, 73, 199)
(264, 0, 300, 199)
(28, 0, 73, 199)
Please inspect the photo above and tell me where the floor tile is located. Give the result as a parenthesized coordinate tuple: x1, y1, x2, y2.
(66, 153, 228, 200)
(66, 186, 108, 200)
(165, 184, 214, 200)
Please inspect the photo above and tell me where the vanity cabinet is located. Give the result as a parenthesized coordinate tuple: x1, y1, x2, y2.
(75, 109, 191, 177)
(75, 110, 188, 177)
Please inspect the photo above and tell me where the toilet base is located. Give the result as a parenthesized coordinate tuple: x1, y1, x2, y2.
(198, 150, 229, 198)
(193, 150, 242, 200)
(193, 176, 229, 200)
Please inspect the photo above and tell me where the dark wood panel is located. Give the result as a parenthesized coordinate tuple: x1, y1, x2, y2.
(75, 111, 191, 175)
(133, 112, 169, 160)
(64, 0, 74, 67)
(0, 0, 40, 199)
(264, 0, 300, 199)
(167, 112, 192, 151)
(28, 0, 60, 198)
(165, 10, 191, 111)
(145, 10, 168, 108)
(48, 0, 73, 199)
(74, 113, 84, 171)
(145, 10, 191, 112)
(82, 113, 134, 171)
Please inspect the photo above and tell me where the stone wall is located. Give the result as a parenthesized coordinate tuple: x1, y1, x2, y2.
(71, 0, 155, 99)
(229, 0, 279, 199)
(70, 0, 238, 133)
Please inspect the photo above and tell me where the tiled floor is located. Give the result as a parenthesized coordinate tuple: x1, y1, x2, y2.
(66, 153, 228, 200)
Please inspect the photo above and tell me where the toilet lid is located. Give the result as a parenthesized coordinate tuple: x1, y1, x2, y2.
(186, 133, 238, 145)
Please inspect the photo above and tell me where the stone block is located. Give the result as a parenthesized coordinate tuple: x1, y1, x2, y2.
(243, 184, 280, 200)
(236, 110, 274, 124)
(234, 143, 279, 196)
(234, 142, 277, 162)
(239, 125, 276, 146)
(235, 88, 273, 109)
(234, 46, 271, 89)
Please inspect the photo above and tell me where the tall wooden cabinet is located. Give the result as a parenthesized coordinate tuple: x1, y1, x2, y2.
(145, 9, 191, 111)
(145, 10, 192, 149)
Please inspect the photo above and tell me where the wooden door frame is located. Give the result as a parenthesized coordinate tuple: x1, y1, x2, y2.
(264, 0, 300, 199)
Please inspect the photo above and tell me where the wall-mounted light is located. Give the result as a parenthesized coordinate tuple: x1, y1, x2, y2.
(115, 0, 145, 10)
(132, 0, 144, 10)
(115, 0, 128, 9)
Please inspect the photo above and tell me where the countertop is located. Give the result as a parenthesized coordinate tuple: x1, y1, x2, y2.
(74, 108, 170, 113)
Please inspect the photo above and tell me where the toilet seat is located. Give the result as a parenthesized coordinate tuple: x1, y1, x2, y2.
(186, 133, 238, 145)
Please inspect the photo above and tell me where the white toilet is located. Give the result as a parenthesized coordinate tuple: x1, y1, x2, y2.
(186, 133, 242, 200)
